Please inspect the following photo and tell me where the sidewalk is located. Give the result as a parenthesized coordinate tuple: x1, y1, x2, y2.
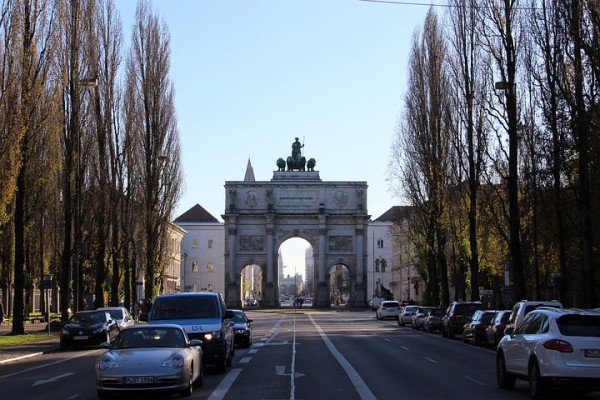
(0, 321, 60, 365)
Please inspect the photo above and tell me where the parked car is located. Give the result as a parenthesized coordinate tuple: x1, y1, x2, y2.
(60, 310, 120, 350)
(97, 306, 135, 330)
(504, 299, 563, 334)
(462, 310, 497, 345)
(398, 305, 421, 326)
(485, 310, 511, 349)
(411, 307, 436, 330)
(442, 301, 484, 339)
(376, 301, 401, 320)
(423, 308, 446, 333)
(496, 307, 600, 399)
(230, 309, 253, 348)
(146, 292, 235, 373)
(95, 324, 203, 398)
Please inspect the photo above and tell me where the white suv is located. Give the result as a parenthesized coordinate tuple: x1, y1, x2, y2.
(505, 299, 563, 334)
(496, 307, 600, 399)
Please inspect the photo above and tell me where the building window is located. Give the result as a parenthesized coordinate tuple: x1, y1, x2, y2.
(375, 259, 380, 272)
(192, 260, 199, 272)
(192, 239, 199, 249)
(377, 238, 384, 248)
(381, 259, 387, 272)
(206, 262, 214, 272)
(208, 239, 213, 249)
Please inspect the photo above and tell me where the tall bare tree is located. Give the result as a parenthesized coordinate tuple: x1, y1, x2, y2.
(478, 0, 527, 301)
(446, 0, 492, 302)
(11, 0, 57, 334)
(391, 8, 452, 306)
(125, 0, 181, 302)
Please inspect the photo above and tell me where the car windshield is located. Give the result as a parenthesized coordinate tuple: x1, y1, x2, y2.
(232, 312, 246, 323)
(103, 309, 123, 320)
(115, 328, 186, 349)
(557, 315, 600, 337)
(150, 296, 218, 320)
(70, 312, 105, 324)
(383, 302, 399, 308)
(481, 313, 496, 324)
(453, 304, 482, 315)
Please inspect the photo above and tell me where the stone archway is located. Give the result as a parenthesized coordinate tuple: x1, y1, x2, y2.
(222, 160, 369, 309)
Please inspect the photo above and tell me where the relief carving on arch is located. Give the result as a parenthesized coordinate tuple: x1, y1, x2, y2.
(328, 236, 353, 252)
(239, 235, 265, 251)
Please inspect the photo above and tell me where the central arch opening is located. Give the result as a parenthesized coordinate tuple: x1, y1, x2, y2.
(240, 264, 262, 307)
(278, 237, 312, 307)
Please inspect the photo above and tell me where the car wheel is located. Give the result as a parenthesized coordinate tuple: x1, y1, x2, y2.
(216, 357, 227, 373)
(226, 347, 233, 367)
(496, 353, 516, 389)
(529, 359, 549, 399)
(180, 371, 193, 397)
(97, 389, 110, 399)
(463, 332, 468, 343)
(194, 362, 204, 388)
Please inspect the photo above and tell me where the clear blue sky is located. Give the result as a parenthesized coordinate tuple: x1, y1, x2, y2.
(114, 0, 431, 276)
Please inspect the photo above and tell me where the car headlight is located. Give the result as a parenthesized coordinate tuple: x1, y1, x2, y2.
(162, 354, 184, 368)
(93, 328, 105, 334)
(204, 331, 221, 341)
(61, 329, 70, 335)
(98, 356, 119, 371)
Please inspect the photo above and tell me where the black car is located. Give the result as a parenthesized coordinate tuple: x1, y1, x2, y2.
(230, 309, 252, 348)
(60, 310, 120, 350)
(441, 301, 484, 339)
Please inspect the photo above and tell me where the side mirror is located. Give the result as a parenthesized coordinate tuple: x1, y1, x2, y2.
(189, 339, 202, 347)
(247, 319, 253, 323)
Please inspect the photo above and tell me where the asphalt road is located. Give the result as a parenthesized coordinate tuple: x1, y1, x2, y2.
(0, 310, 598, 400)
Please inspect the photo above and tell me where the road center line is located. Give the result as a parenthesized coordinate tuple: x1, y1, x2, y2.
(309, 315, 377, 400)
(290, 316, 297, 400)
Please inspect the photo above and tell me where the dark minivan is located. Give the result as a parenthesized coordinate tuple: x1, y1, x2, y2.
(147, 292, 235, 372)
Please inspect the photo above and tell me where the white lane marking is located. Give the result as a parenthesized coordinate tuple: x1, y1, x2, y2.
(33, 372, 76, 386)
(464, 375, 485, 386)
(206, 368, 242, 400)
(424, 357, 437, 363)
(309, 315, 377, 400)
(400, 346, 409, 351)
(290, 316, 297, 400)
(0, 352, 44, 365)
(384, 338, 391, 342)
(238, 357, 252, 364)
(248, 349, 258, 354)
(67, 395, 80, 399)
(0, 350, 97, 379)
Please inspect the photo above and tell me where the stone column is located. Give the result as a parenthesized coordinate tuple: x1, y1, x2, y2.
(264, 216, 277, 307)
(315, 215, 330, 308)
(226, 217, 240, 308)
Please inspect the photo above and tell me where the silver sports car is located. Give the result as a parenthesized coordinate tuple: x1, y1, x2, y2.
(95, 324, 203, 398)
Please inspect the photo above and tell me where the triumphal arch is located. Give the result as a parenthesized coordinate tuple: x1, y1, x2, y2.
(222, 139, 370, 308)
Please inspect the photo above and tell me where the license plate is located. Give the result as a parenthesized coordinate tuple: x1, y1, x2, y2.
(73, 336, 88, 340)
(125, 376, 154, 384)
(584, 349, 600, 358)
